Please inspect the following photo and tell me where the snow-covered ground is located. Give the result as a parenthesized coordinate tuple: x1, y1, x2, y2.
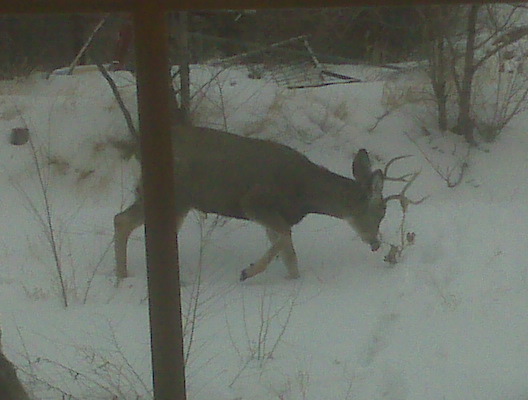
(0, 65, 527, 400)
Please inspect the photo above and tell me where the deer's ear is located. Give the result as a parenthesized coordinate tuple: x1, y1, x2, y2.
(353, 149, 372, 186)
(369, 169, 384, 205)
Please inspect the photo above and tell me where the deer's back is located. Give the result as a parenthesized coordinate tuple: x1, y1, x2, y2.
(172, 126, 321, 224)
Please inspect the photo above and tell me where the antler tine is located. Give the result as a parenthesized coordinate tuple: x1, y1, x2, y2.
(383, 155, 414, 182)
(384, 171, 429, 212)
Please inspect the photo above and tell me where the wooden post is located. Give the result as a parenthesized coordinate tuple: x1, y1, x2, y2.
(133, 6, 187, 400)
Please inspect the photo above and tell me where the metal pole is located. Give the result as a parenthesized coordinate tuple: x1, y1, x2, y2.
(133, 6, 187, 400)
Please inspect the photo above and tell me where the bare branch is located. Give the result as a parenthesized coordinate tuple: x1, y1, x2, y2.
(474, 4, 518, 52)
(95, 61, 139, 146)
(67, 15, 109, 75)
(367, 109, 390, 132)
(404, 132, 469, 188)
(475, 24, 528, 71)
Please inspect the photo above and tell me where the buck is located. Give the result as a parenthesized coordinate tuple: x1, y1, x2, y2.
(114, 125, 422, 282)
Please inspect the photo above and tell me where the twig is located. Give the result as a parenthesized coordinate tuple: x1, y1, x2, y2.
(28, 136, 68, 308)
(106, 322, 151, 395)
(13, 323, 36, 379)
(404, 131, 469, 188)
(67, 15, 109, 75)
(266, 289, 297, 359)
(215, 77, 229, 131)
(81, 238, 114, 304)
(183, 215, 206, 366)
(95, 60, 139, 145)
(190, 68, 223, 103)
(367, 109, 390, 132)
(12, 102, 69, 307)
(384, 199, 417, 265)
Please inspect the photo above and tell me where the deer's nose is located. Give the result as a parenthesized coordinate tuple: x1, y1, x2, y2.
(370, 240, 381, 252)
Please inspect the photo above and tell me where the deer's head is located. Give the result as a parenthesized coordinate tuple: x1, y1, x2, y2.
(348, 149, 386, 251)
(348, 149, 425, 252)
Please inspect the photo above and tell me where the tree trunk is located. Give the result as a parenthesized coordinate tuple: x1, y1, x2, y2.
(423, 6, 450, 131)
(456, 4, 479, 145)
(432, 36, 448, 131)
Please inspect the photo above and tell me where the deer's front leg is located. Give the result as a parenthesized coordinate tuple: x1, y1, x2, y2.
(240, 188, 299, 281)
(114, 201, 144, 282)
(266, 228, 299, 279)
(240, 237, 286, 281)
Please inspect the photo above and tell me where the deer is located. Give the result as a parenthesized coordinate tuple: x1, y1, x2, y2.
(114, 124, 423, 282)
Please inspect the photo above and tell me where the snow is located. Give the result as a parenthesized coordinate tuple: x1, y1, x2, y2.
(0, 64, 527, 400)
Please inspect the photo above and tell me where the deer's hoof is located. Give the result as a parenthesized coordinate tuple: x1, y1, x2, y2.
(240, 269, 249, 281)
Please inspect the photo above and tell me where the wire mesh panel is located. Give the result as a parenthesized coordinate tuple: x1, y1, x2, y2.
(261, 45, 324, 88)
(212, 35, 360, 89)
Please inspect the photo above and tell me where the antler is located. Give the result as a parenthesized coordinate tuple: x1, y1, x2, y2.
(382, 154, 428, 211)
(384, 171, 428, 212)
(383, 155, 414, 182)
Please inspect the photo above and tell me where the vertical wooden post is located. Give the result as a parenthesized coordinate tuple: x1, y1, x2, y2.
(133, 6, 187, 400)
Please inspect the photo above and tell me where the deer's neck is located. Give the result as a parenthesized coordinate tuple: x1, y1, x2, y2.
(305, 167, 366, 220)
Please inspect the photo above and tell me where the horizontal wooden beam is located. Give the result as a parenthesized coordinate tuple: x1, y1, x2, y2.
(0, 0, 504, 14)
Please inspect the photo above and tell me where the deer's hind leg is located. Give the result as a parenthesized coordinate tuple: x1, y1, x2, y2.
(114, 201, 144, 281)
